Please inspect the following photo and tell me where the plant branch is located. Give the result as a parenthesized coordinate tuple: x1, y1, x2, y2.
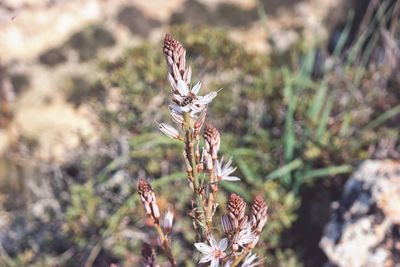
(153, 223, 176, 267)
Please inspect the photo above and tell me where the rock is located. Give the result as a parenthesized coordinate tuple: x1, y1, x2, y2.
(320, 160, 400, 267)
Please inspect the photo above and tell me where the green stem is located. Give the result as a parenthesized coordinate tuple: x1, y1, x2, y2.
(231, 250, 250, 267)
(154, 223, 176, 267)
(183, 112, 208, 240)
(205, 169, 216, 224)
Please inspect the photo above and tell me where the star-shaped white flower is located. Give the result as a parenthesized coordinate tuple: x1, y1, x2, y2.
(232, 221, 257, 252)
(215, 157, 241, 181)
(194, 235, 228, 267)
(172, 78, 218, 114)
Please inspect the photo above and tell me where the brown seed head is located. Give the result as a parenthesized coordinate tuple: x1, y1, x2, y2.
(250, 195, 268, 233)
(226, 193, 246, 228)
(204, 123, 220, 159)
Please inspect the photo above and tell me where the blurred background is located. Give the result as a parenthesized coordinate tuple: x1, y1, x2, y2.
(0, 0, 399, 266)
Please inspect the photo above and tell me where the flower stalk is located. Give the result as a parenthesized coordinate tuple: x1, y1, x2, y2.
(137, 179, 176, 267)
(138, 34, 271, 266)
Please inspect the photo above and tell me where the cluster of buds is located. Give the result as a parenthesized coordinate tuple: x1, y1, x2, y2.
(221, 194, 268, 253)
(137, 179, 176, 267)
(137, 179, 160, 223)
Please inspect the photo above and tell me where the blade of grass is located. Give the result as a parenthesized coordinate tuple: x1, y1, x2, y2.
(363, 104, 400, 130)
(303, 165, 353, 180)
(339, 112, 352, 136)
(307, 82, 328, 121)
(316, 95, 334, 141)
(267, 159, 303, 180)
(333, 11, 354, 57)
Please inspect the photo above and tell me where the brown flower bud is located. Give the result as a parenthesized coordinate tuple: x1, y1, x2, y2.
(204, 123, 220, 160)
(163, 34, 190, 85)
(163, 34, 182, 58)
(137, 179, 161, 221)
(250, 195, 268, 233)
(194, 108, 207, 137)
(226, 193, 246, 229)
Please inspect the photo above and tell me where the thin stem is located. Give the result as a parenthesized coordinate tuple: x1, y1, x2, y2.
(231, 249, 250, 267)
(205, 169, 217, 224)
(183, 112, 208, 240)
(154, 223, 177, 267)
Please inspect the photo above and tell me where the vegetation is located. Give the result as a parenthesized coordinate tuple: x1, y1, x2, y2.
(2, 6, 399, 265)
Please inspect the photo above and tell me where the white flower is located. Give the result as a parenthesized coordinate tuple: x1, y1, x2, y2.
(232, 221, 257, 252)
(176, 79, 202, 97)
(194, 235, 228, 267)
(158, 123, 180, 139)
(215, 157, 240, 181)
(242, 253, 260, 267)
(172, 78, 218, 114)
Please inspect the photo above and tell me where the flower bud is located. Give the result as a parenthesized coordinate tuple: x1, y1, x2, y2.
(137, 179, 161, 221)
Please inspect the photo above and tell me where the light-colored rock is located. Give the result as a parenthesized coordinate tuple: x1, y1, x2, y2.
(320, 160, 400, 267)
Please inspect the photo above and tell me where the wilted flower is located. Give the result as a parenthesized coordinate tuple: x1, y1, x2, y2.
(158, 123, 180, 139)
(194, 235, 228, 267)
(215, 157, 240, 182)
(163, 209, 174, 232)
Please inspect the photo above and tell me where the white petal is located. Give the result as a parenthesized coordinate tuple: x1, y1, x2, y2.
(170, 109, 184, 124)
(177, 78, 189, 96)
(208, 234, 218, 248)
(169, 104, 183, 113)
(222, 176, 241, 181)
(194, 243, 213, 254)
(210, 258, 220, 267)
(225, 157, 233, 169)
(221, 166, 236, 177)
(199, 254, 213, 263)
(196, 91, 217, 105)
(180, 104, 191, 112)
(158, 123, 179, 139)
(191, 81, 202, 95)
(219, 238, 229, 251)
(168, 73, 178, 91)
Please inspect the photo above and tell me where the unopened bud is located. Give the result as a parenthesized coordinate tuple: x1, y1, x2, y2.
(137, 179, 161, 221)
(158, 123, 180, 139)
(226, 193, 246, 229)
(204, 123, 220, 160)
(163, 209, 174, 232)
(250, 195, 268, 233)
